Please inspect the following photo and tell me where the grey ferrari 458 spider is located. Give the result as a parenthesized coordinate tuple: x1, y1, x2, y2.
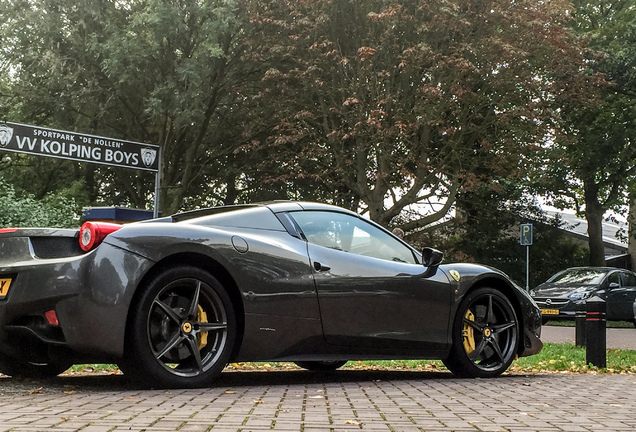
(0, 201, 542, 387)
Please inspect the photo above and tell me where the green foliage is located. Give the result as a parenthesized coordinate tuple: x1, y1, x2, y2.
(242, 0, 584, 227)
(447, 224, 589, 289)
(0, 0, 633, 264)
(409, 181, 588, 287)
(512, 343, 636, 374)
(0, 178, 81, 228)
(0, 0, 248, 213)
(0, 153, 88, 201)
(540, 1, 636, 265)
(67, 343, 636, 375)
(352, 344, 636, 373)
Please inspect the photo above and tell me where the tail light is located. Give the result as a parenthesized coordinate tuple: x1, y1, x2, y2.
(44, 310, 59, 326)
(79, 222, 122, 252)
(0, 228, 18, 234)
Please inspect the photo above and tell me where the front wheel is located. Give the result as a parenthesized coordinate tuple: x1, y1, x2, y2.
(120, 266, 236, 388)
(443, 288, 519, 378)
(295, 360, 347, 371)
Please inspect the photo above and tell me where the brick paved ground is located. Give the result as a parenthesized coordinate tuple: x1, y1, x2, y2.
(0, 370, 635, 432)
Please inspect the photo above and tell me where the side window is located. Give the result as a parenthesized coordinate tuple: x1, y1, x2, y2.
(290, 211, 417, 264)
(607, 272, 620, 287)
(621, 272, 636, 287)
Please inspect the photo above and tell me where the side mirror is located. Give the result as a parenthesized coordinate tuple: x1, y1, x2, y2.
(608, 282, 620, 289)
(421, 247, 444, 278)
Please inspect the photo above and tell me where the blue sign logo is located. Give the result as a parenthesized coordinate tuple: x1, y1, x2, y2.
(520, 223, 533, 246)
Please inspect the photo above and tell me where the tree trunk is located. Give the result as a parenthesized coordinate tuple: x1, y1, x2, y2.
(223, 174, 238, 206)
(584, 180, 606, 266)
(628, 191, 636, 270)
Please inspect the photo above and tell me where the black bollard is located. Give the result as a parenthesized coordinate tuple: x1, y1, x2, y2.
(575, 309, 586, 347)
(585, 296, 606, 368)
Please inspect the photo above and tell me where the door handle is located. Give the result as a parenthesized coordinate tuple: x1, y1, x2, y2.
(313, 261, 331, 272)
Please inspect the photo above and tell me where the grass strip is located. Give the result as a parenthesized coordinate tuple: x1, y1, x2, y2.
(66, 342, 636, 376)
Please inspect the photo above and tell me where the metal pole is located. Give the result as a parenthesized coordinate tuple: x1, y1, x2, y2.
(153, 148, 161, 218)
(526, 245, 530, 291)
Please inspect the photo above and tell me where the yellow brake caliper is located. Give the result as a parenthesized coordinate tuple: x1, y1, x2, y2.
(462, 309, 476, 355)
(197, 305, 208, 350)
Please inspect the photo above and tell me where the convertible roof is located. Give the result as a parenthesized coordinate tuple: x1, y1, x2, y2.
(151, 201, 350, 223)
(169, 204, 259, 222)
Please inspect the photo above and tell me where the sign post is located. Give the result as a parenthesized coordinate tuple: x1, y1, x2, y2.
(0, 121, 161, 216)
(520, 223, 533, 291)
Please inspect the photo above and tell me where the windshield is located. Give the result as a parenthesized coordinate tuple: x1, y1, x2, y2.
(548, 269, 607, 285)
(290, 210, 417, 264)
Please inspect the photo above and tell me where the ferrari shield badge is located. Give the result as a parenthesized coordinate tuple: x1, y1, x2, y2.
(449, 270, 461, 282)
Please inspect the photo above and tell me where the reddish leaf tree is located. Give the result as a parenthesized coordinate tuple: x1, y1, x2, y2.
(242, 0, 585, 228)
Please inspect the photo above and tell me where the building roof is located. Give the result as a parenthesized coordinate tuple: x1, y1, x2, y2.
(545, 210, 627, 256)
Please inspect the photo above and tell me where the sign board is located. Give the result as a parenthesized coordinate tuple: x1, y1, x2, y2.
(0, 121, 159, 172)
(520, 223, 533, 246)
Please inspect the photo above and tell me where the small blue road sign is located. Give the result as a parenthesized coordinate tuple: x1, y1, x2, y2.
(520, 223, 533, 246)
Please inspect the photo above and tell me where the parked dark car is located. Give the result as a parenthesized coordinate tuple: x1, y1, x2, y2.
(0, 202, 542, 387)
(530, 267, 636, 326)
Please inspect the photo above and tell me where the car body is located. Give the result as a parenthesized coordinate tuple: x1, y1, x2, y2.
(530, 267, 636, 325)
(0, 202, 542, 387)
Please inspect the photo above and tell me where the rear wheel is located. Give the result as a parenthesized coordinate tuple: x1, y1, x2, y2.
(443, 288, 519, 378)
(294, 360, 347, 371)
(120, 266, 236, 388)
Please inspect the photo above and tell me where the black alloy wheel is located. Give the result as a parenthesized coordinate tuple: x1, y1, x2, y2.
(121, 266, 236, 388)
(443, 288, 519, 378)
(294, 360, 348, 371)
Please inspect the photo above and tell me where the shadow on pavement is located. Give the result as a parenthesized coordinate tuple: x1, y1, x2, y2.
(0, 368, 477, 393)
